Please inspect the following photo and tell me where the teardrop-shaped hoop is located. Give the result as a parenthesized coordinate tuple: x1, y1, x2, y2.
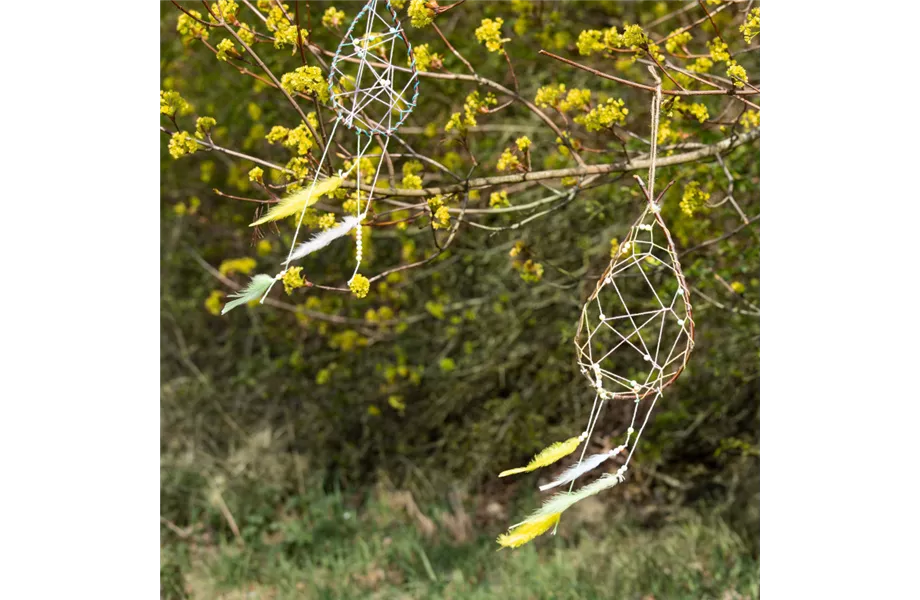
(328, 0, 420, 136)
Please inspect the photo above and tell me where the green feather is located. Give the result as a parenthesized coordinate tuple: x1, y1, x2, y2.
(526, 471, 626, 522)
(221, 274, 275, 315)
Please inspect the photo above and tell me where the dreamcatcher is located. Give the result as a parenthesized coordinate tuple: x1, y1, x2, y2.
(222, 0, 418, 313)
(496, 77, 695, 548)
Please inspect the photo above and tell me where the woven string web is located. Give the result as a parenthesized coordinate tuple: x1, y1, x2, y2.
(328, 0, 419, 136)
(576, 203, 694, 402)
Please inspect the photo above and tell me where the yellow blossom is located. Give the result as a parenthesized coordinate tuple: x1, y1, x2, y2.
(282, 266, 306, 295)
(219, 257, 257, 276)
(281, 66, 329, 101)
(489, 191, 510, 208)
(408, 0, 434, 28)
(248, 166, 264, 183)
(215, 38, 237, 61)
(496, 149, 521, 172)
(195, 116, 216, 139)
(205, 290, 225, 316)
(515, 136, 532, 151)
(321, 6, 345, 29)
(168, 131, 199, 159)
(475, 18, 509, 53)
(349, 274, 370, 298)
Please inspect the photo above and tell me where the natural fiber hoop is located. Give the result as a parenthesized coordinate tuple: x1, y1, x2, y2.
(574, 199, 696, 402)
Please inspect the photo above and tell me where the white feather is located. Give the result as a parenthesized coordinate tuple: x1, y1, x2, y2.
(286, 216, 360, 262)
(538, 452, 611, 492)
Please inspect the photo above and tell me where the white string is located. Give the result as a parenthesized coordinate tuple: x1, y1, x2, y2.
(329, 0, 417, 136)
(259, 117, 342, 304)
(647, 65, 663, 206)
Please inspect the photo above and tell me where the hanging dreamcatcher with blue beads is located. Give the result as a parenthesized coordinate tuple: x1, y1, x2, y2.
(222, 0, 419, 313)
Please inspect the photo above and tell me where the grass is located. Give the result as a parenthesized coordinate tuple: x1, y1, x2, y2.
(161, 485, 759, 599)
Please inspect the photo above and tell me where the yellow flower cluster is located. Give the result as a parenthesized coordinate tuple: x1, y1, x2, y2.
(496, 148, 521, 172)
(321, 6, 345, 29)
(402, 160, 423, 189)
(195, 116, 216, 139)
(576, 29, 605, 56)
(408, 0, 434, 28)
(207, 0, 239, 23)
(282, 266, 306, 295)
(177, 10, 209, 44)
(445, 91, 497, 132)
(680, 181, 711, 217)
(204, 290, 224, 316)
(515, 136, 532, 151)
(237, 23, 255, 45)
(160, 90, 189, 118)
(489, 190, 510, 208)
(248, 166, 264, 183)
(215, 38, 237, 61)
(708, 39, 730, 63)
(281, 66, 329, 101)
(349, 274, 371, 298)
(740, 109, 760, 131)
(665, 30, 692, 54)
(726, 62, 748, 88)
(517, 259, 544, 283)
(412, 43, 442, 72)
(219, 257, 257, 276)
(535, 84, 591, 113)
(427, 195, 451, 230)
(318, 213, 337, 230)
(574, 98, 629, 132)
(402, 173, 422, 189)
(256, 239, 273, 256)
(687, 57, 713, 73)
(740, 8, 760, 44)
(168, 131, 199, 159)
(475, 18, 509, 53)
(670, 100, 709, 123)
(576, 24, 658, 59)
(534, 83, 565, 108)
(285, 122, 316, 155)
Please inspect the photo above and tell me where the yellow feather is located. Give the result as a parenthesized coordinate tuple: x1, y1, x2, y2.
(498, 466, 529, 478)
(496, 513, 561, 549)
(250, 176, 343, 227)
(498, 436, 582, 478)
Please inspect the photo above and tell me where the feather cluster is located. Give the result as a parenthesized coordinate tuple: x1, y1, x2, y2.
(499, 436, 582, 478)
(286, 216, 360, 262)
(221, 274, 275, 315)
(496, 512, 561, 549)
(250, 176, 343, 227)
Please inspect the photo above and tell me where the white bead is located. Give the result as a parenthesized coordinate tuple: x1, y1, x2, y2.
(676, 288, 684, 295)
(643, 354, 651, 361)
